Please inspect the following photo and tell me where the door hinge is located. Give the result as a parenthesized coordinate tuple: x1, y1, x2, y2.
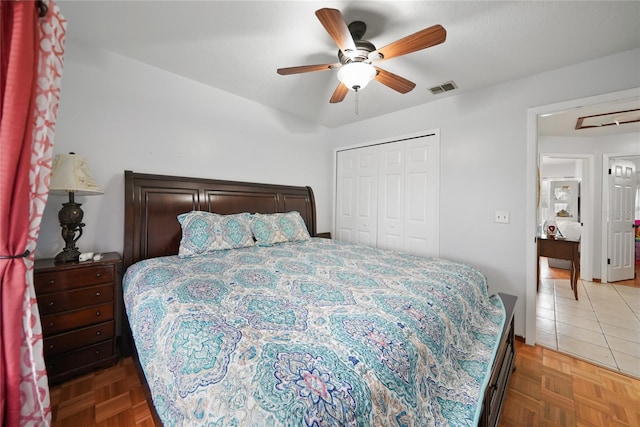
(607, 258, 611, 265)
(608, 168, 612, 175)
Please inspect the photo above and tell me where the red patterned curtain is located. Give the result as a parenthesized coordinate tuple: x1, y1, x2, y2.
(0, 1, 66, 425)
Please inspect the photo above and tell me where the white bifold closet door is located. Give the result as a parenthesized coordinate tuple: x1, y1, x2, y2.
(335, 133, 439, 257)
(335, 145, 378, 246)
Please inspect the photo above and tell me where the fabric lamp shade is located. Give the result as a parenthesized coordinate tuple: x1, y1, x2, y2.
(49, 152, 102, 196)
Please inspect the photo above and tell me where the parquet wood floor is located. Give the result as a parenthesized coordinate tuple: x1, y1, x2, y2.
(50, 357, 155, 427)
(50, 340, 640, 426)
(499, 340, 640, 427)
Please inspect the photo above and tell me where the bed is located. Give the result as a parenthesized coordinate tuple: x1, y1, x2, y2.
(121, 170, 516, 427)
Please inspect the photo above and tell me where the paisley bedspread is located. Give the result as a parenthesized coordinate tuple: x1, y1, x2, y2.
(123, 238, 505, 426)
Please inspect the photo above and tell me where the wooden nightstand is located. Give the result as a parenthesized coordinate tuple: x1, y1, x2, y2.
(34, 252, 121, 385)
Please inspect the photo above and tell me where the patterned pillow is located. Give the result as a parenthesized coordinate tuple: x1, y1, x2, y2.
(177, 211, 254, 257)
(250, 211, 311, 246)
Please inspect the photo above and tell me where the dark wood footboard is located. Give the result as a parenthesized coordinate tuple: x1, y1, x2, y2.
(480, 293, 517, 427)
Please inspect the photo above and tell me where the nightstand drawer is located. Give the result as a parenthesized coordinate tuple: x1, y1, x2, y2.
(35, 265, 114, 293)
(45, 340, 114, 379)
(38, 284, 113, 315)
(41, 303, 113, 335)
(44, 320, 114, 357)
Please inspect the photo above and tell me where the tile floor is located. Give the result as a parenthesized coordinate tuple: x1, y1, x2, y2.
(536, 271, 640, 379)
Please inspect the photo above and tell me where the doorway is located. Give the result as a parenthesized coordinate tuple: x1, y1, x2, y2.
(525, 87, 640, 345)
(525, 88, 640, 377)
(537, 154, 593, 281)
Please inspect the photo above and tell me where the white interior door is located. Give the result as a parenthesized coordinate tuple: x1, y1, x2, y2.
(607, 159, 636, 282)
(335, 147, 378, 246)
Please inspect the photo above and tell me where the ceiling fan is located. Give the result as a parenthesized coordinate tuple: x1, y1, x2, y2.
(277, 8, 446, 103)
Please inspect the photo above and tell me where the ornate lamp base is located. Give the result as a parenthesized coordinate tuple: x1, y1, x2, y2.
(55, 247, 81, 263)
(54, 193, 85, 263)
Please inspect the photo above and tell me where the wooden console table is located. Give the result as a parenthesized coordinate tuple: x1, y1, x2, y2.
(537, 236, 580, 300)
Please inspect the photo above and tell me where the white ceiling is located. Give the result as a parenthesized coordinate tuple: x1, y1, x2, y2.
(57, 1, 640, 130)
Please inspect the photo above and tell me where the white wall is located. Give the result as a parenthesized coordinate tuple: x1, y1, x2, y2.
(540, 159, 581, 180)
(539, 133, 640, 279)
(37, 40, 333, 259)
(327, 49, 640, 337)
(38, 40, 639, 339)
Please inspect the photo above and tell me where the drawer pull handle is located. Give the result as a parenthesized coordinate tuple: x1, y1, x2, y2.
(49, 344, 54, 349)
(48, 279, 55, 285)
(96, 331, 101, 336)
(47, 301, 54, 307)
(96, 292, 101, 297)
(48, 322, 54, 328)
(95, 273, 102, 278)
(95, 350, 101, 355)
(96, 311, 101, 316)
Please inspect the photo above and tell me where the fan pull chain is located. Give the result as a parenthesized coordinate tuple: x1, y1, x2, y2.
(355, 88, 359, 115)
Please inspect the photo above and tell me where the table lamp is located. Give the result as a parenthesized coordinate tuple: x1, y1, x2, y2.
(49, 152, 103, 263)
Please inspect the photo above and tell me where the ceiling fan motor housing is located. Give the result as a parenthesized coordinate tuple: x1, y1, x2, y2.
(339, 39, 377, 64)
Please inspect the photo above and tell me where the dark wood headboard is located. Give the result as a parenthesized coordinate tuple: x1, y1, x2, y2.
(123, 171, 317, 271)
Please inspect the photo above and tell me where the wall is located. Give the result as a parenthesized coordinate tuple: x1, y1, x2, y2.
(37, 40, 333, 260)
(540, 158, 581, 180)
(539, 133, 640, 279)
(327, 49, 640, 337)
(38, 40, 639, 339)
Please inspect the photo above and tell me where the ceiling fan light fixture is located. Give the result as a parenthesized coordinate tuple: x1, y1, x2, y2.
(337, 62, 376, 91)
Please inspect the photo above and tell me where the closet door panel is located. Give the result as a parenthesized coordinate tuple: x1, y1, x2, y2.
(356, 173, 376, 246)
(378, 142, 404, 251)
(405, 171, 429, 255)
(337, 174, 355, 243)
(336, 153, 356, 242)
(404, 139, 439, 257)
(335, 148, 378, 246)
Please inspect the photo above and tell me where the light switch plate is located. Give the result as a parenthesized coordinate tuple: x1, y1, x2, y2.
(495, 211, 510, 223)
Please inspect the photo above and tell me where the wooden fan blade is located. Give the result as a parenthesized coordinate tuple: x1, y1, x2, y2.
(315, 8, 357, 57)
(374, 67, 416, 94)
(277, 63, 340, 75)
(376, 24, 446, 61)
(330, 82, 349, 103)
